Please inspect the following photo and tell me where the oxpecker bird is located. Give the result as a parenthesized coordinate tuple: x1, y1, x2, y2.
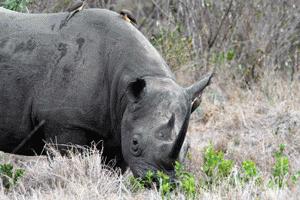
(65, 0, 87, 23)
(67, 0, 87, 12)
(119, 9, 137, 25)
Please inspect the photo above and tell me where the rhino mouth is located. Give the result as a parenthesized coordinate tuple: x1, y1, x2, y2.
(131, 159, 176, 181)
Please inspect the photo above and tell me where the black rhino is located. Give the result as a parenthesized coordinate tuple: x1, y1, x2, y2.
(0, 8, 212, 178)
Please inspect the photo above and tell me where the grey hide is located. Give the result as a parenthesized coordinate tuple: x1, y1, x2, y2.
(0, 8, 212, 178)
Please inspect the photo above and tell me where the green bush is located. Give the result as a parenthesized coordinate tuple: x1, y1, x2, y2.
(0, 163, 25, 190)
(175, 161, 196, 198)
(127, 144, 299, 197)
(202, 144, 233, 184)
(242, 160, 257, 179)
(240, 160, 262, 185)
(144, 170, 155, 186)
(211, 49, 236, 65)
(128, 176, 145, 192)
(128, 162, 196, 199)
(269, 144, 290, 188)
(156, 171, 173, 197)
(127, 170, 156, 192)
(2, 0, 30, 12)
(292, 171, 300, 184)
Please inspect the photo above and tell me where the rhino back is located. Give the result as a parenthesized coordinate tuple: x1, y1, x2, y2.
(0, 10, 109, 143)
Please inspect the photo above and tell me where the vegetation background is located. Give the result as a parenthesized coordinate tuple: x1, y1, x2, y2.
(0, 0, 299, 199)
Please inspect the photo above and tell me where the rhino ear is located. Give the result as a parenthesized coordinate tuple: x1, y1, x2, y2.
(187, 72, 213, 113)
(127, 78, 146, 101)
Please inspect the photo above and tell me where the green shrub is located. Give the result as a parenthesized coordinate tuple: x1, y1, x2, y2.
(269, 144, 290, 188)
(127, 170, 156, 192)
(240, 160, 262, 185)
(292, 171, 300, 184)
(127, 144, 299, 197)
(242, 160, 257, 179)
(3, 0, 30, 12)
(0, 163, 25, 190)
(156, 170, 174, 198)
(127, 170, 173, 196)
(202, 144, 233, 184)
(127, 162, 196, 199)
(128, 176, 145, 192)
(226, 49, 235, 61)
(144, 170, 155, 186)
(211, 49, 236, 65)
(175, 161, 196, 198)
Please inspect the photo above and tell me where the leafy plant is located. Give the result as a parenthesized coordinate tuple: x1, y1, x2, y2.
(242, 160, 257, 179)
(269, 144, 290, 188)
(144, 170, 155, 186)
(292, 171, 300, 184)
(127, 162, 196, 198)
(175, 161, 196, 198)
(0, 163, 25, 190)
(240, 160, 261, 185)
(210, 49, 236, 66)
(202, 144, 233, 184)
(128, 170, 156, 192)
(226, 49, 235, 61)
(156, 171, 173, 197)
(128, 176, 145, 192)
(127, 144, 298, 198)
(127, 170, 173, 196)
(2, 0, 30, 12)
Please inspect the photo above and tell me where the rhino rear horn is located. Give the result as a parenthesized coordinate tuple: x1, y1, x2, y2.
(187, 72, 213, 113)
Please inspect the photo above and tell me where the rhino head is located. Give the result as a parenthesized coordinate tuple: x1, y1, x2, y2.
(121, 73, 213, 178)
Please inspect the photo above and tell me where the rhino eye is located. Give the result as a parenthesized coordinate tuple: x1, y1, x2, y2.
(158, 132, 164, 138)
(156, 130, 172, 141)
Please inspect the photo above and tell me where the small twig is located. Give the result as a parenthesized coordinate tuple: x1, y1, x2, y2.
(208, 0, 233, 49)
(138, 4, 156, 30)
(151, 0, 176, 26)
(12, 120, 46, 154)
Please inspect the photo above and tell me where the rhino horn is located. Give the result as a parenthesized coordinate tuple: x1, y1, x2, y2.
(187, 72, 213, 113)
(169, 72, 213, 159)
(169, 115, 190, 159)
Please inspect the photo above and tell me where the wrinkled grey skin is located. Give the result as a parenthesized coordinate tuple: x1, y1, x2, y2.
(0, 8, 212, 177)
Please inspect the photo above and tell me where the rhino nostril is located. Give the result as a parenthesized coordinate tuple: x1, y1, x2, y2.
(131, 135, 141, 156)
(132, 138, 138, 146)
